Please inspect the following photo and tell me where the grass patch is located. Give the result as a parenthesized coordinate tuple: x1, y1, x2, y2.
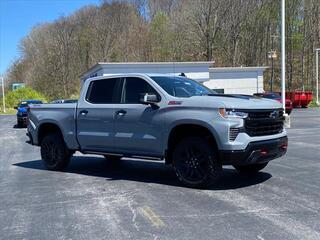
(0, 108, 16, 115)
(308, 99, 319, 108)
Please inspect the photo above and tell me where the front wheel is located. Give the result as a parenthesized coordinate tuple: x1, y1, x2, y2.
(41, 133, 72, 170)
(233, 162, 268, 175)
(172, 136, 222, 188)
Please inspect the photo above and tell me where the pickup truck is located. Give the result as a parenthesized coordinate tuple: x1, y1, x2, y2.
(27, 74, 288, 188)
(15, 99, 43, 127)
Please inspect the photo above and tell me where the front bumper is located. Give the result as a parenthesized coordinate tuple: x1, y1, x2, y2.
(219, 136, 288, 165)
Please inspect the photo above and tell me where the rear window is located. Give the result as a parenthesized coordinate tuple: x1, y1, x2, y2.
(19, 103, 28, 108)
(86, 78, 119, 104)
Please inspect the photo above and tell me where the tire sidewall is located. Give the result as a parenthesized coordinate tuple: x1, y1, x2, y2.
(172, 136, 222, 188)
(41, 133, 70, 170)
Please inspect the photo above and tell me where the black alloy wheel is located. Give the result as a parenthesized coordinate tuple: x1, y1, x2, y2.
(172, 136, 222, 188)
(41, 133, 72, 170)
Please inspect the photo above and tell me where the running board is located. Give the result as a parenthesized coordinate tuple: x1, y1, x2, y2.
(83, 151, 163, 161)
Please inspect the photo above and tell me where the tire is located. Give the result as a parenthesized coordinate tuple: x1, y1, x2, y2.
(233, 162, 268, 175)
(103, 155, 122, 161)
(172, 136, 222, 188)
(40, 133, 72, 170)
(17, 120, 23, 128)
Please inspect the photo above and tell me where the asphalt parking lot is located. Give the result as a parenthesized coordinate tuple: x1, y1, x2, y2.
(0, 108, 319, 240)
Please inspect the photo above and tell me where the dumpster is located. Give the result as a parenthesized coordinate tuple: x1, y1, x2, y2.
(286, 91, 313, 108)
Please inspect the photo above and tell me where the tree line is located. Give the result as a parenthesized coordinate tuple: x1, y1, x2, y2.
(5, 0, 320, 99)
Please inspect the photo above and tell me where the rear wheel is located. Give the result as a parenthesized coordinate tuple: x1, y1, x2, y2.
(172, 136, 222, 188)
(41, 133, 72, 170)
(233, 162, 268, 175)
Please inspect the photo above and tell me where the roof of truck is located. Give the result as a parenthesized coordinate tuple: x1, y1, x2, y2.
(85, 73, 187, 81)
(88, 73, 148, 79)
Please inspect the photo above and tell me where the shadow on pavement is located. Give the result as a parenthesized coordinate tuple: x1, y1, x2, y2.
(13, 156, 272, 190)
(13, 124, 26, 129)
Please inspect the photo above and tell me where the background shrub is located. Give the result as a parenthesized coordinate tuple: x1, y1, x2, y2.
(1, 87, 47, 108)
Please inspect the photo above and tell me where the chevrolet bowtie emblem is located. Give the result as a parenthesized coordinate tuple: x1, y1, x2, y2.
(270, 110, 279, 119)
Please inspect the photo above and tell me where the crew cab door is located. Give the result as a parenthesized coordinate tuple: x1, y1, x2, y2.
(113, 77, 164, 156)
(76, 77, 121, 152)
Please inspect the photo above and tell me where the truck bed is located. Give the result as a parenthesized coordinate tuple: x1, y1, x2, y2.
(28, 103, 79, 150)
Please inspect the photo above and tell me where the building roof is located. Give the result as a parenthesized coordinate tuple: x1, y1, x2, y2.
(80, 61, 215, 78)
(209, 66, 269, 72)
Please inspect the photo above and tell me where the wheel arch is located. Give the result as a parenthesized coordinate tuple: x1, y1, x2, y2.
(37, 122, 64, 146)
(165, 123, 219, 165)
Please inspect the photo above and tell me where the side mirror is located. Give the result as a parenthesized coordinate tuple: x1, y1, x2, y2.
(14, 106, 18, 110)
(140, 93, 159, 107)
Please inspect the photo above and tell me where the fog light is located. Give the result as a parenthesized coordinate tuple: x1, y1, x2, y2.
(260, 149, 268, 155)
(280, 144, 288, 150)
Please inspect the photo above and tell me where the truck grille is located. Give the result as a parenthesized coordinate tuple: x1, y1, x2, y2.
(244, 109, 284, 137)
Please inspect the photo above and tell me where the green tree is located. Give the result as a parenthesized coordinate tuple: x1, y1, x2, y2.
(3, 87, 47, 108)
(149, 11, 173, 61)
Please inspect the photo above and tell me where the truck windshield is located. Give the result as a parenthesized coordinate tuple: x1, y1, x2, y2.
(150, 76, 215, 98)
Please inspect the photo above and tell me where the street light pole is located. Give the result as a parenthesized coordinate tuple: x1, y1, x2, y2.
(316, 48, 320, 105)
(270, 35, 277, 92)
(281, 0, 286, 111)
(268, 49, 277, 92)
(271, 53, 274, 92)
(1, 76, 6, 113)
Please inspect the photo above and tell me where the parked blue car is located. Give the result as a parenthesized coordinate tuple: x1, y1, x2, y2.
(15, 100, 43, 127)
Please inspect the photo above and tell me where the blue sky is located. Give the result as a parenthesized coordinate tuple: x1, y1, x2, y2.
(0, 0, 101, 76)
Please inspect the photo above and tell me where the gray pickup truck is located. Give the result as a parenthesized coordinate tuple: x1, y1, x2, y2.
(27, 74, 288, 188)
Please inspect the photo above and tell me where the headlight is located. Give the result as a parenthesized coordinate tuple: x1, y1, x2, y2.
(219, 108, 248, 119)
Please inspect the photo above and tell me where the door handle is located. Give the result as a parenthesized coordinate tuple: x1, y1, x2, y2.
(116, 110, 127, 116)
(79, 110, 88, 116)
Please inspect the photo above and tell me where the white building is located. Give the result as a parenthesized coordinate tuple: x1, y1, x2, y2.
(80, 62, 213, 83)
(205, 67, 268, 95)
(80, 62, 268, 95)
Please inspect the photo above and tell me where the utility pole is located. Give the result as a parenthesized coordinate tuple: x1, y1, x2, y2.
(280, 0, 290, 128)
(1, 76, 6, 113)
(271, 48, 274, 92)
(281, 0, 286, 111)
(316, 48, 320, 105)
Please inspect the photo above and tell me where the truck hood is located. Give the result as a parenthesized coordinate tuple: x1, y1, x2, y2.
(186, 94, 283, 109)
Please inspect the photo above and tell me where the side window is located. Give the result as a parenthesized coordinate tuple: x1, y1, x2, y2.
(86, 78, 118, 104)
(123, 77, 160, 104)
